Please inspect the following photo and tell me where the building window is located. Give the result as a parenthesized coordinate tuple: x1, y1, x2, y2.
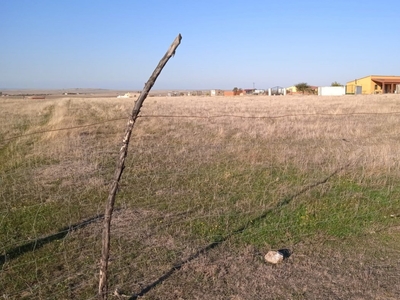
(374, 84, 378, 90)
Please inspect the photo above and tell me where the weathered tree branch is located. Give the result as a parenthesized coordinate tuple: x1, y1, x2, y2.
(99, 33, 182, 300)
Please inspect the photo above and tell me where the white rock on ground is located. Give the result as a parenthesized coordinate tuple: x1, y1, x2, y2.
(264, 251, 284, 264)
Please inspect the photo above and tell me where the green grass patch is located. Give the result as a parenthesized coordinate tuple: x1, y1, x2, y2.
(240, 176, 400, 247)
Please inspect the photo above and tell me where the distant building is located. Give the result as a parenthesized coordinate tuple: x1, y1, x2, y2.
(210, 89, 224, 96)
(286, 85, 297, 93)
(318, 86, 346, 96)
(270, 86, 286, 95)
(117, 92, 132, 98)
(224, 91, 235, 96)
(346, 75, 400, 94)
(286, 85, 317, 95)
(243, 89, 255, 95)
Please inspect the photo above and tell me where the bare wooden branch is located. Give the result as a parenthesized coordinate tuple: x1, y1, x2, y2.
(98, 34, 182, 300)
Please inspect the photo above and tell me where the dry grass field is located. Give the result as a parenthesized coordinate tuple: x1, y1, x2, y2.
(1, 94, 400, 299)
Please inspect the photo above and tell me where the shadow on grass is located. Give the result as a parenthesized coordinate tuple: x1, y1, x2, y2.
(129, 241, 221, 299)
(0, 213, 108, 267)
(129, 164, 349, 299)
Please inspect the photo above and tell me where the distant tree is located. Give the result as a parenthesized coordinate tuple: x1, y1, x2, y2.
(295, 82, 310, 94)
(331, 81, 343, 86)
(233, 87, 243, 95)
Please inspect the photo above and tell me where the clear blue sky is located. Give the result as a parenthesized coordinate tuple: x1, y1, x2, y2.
(1, 0, 399, 90)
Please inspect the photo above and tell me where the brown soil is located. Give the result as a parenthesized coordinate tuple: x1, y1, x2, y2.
(102, 209, 400, 300)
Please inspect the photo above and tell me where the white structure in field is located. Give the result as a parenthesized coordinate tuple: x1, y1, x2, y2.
(117, 93, 132, 98)
(318, 86, 346, 96)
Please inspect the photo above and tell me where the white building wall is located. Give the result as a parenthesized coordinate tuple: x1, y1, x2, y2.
(318, 86, 346, 96)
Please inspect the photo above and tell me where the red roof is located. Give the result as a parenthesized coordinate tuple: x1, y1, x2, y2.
(372, 77, 400, 84)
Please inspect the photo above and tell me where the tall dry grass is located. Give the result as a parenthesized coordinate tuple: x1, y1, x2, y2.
(1, 94, 400, 299)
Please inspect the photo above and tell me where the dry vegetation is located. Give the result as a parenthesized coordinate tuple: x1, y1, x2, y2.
(1, 94, 400, 299)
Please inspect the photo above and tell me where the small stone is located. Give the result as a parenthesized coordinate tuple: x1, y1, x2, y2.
(264, 251, 284, 264)
(20, 291, 33, 298)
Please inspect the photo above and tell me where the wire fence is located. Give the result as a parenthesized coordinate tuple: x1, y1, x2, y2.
(4, 110, 400, 143)
(1, 100, 400, 299)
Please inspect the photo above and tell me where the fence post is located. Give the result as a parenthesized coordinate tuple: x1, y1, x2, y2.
(98, 34, 182, 300)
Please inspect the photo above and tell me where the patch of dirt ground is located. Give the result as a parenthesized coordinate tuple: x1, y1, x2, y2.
(104, 209, 400, 299)
(130, 239, 399, 300)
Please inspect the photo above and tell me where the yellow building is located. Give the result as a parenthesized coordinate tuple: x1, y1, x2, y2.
(286, 85, 318, 94)
(346, 75, 400, 94)
(286, 85, 297, 93)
